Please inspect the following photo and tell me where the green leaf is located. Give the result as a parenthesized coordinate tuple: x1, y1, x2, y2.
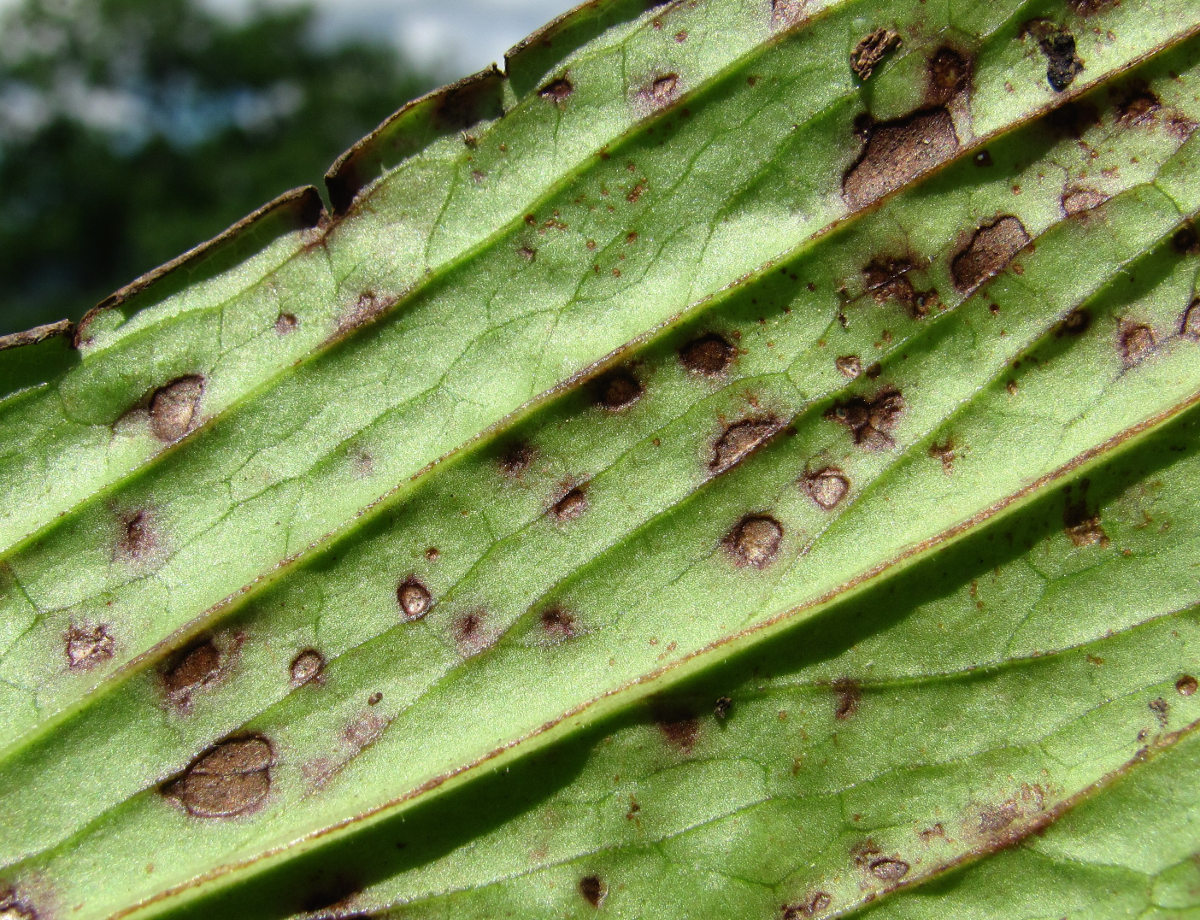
(1, 0, 1199, 917)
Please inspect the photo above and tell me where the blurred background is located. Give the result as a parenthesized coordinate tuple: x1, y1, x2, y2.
(0, 0, 570, 334)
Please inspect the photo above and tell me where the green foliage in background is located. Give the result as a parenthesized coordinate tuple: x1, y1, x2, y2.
(1, 0, 1200, 918)
(0, 0, 432, 333)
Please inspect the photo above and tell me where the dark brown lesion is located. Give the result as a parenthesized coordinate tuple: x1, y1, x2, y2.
(709, 416, 785, 476)
(950, 216, 1030, 292)
(824, 388, 905, 450)
(679, 332, 735, 376)
(64, 623, 115, 670)
(843, 108, 960, 209)
(161, 735, 274, 818)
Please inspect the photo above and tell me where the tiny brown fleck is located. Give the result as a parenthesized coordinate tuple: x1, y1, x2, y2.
(833, 678, 861, 719)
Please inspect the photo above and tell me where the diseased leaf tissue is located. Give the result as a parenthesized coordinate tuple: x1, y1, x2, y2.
(1, 0, 1200, 918)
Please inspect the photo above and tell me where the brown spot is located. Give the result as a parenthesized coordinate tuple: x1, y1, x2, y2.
(498, 442, 536, 477)
(710, 416, 784, 476)
(1176, 675, 1198, 696)
(636, 73, 679, 112)
(1026, 22, 1083, 92)
(539, 606, 578, 641)
(579, 875, 606, 907)
(978, 799, 1021, 833)
(722, 514, 783, 568)
(951, 216, 1030, 291)
(626, 178, 648, 203)
(162, 736, 273, 818)
(517, 245, 537, 262)
(655, 706, 700, 752)
(770, 0, 807, 27)
(783, 892, 832, 918)
(1173, 225, 1199, 255)
(453, 610, 492, 656)
(927, 46, 971, 104)
(835, 355, 861, 378)
(163, 639, 222, 707)
(367, 691, 383, 706)
(1150, 696, 1170, 725)
(850, 29, 902, 82)
(801, 467, 849, 510)
(680, 332, 735, 376)
(397, 577, 432, 621)
(425, 546, 440, 561)
(1182, 299, 1200, 340)
(1056, 308, 1092, 336)
(0, 887, 38, 920)
(1064, 488, 1109, 548)
(148, 375, 205, 442)
(539, 77, 573, 104)
(65, 623, 115, 670)
(714, 696, 733, 720)
(594, 368, 643, 411)
(868, 858, 910, 880)
(928, 439, 955, 472)
(550, 486, 588, 522)
(1114, 81, 1161, 125)
(337, 290, 394, 335)
(843, 108, 960, 208)
(274, 312, 298, 335)
(833, 678, 861, 719)
(825, 388, 905, 450)
(344, 712, 387, 751)
(862, 257, 937, 318)
(1118, 321, 1156, 366)
(289, 649, 325, 687)
(1061, 187, 1107, 215)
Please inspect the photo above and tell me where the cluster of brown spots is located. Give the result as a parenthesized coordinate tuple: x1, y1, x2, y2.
(863, 257, 937, 318)
(550, 485, 589, 521)
(594, 368, 643, 411)
(850, 28, 901, 81)
(148, 375, 205, 442)
(835, 355, 861, 378)
(336, 290, 394, 335)
(1113, 82, 1161, 126)
(0, 887, 37, 920)
(578, 875, 606, 907)
(928, 439, 955, 473)
(162, 736, 273, 818)
(782, 892, 832, 918)
(710, 416, 784, 476)
(517, 245, 537, 262)
(1176, 675, 1198, 696)
(714, 696, 733, 720)
(833, 678, 861, 719)
(843, 108, 960, 208)
(927, 47, 972, 104)
(498, 442, 536, 478)
(825, 388, 905, 450)
(538, 76, 574, 104)
(397, 577, 432, 621)
(289, 648, 325, 687)
(851, 841, 909, 881)
(1118, 320, 1156, 366)
(636, 73, 679, 112)
(973, 785, 1047, 841)
(274, 312, 299, 335)
(950, 216, 1030, 291)
(722, 514, 783, 568)
(655, 706, 700, 752)
(1056, 307, 1092, 336)
(1061, 187, 1107, 216)
(539, 606, 578, 641)
(1173, 225, 1199, 255)
(801, 467, 849, 510)
(65, 623, 115, 670)
(680, 332, 735, 376)
(162, 638, 223, 709)
(1025, 21, 1083, 92)
(1063, 485, 1109, 547)
(1150, 696, 1170, 726)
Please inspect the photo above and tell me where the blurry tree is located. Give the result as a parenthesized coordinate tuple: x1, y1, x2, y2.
(0, 0, 435, 333)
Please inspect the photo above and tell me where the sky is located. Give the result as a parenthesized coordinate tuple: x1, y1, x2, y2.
(200, 0, 576, 76)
